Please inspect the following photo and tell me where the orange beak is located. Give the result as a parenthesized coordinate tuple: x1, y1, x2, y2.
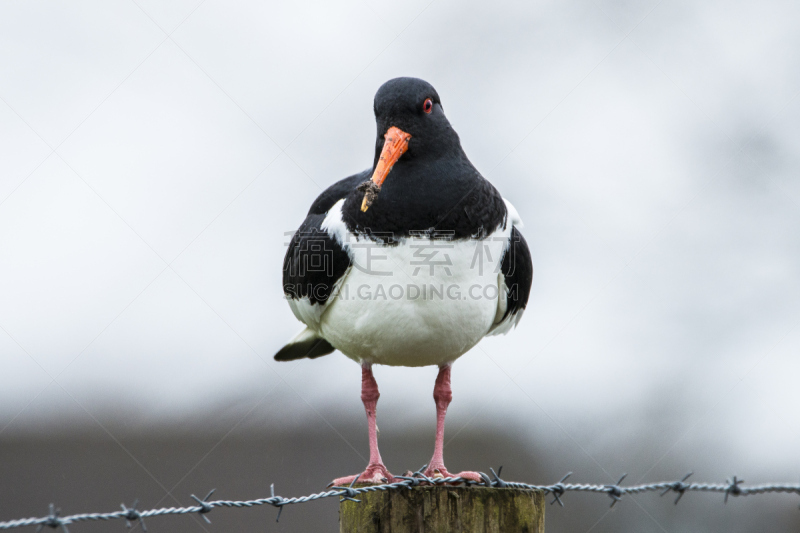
(360, 126, 412, 212)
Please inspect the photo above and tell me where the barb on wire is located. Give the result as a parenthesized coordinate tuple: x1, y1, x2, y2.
(190, 489, 215, 524)
(2, 469, 799, 531)
(35, 505, 68, 533)
(661, 472, 693, 505)
(549, 472, 572, 507)
(119, 500, 145, 532)
(269, 483, 287, 522)
(490, 466, 506, 488)
(605, 474, 627, 508)
(333, 475, 362, 504)
(725, 476, 744, 504)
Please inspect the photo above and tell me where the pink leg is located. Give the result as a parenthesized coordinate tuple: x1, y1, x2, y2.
(423, 365, 482, 482)
(331, 363, 394, 486)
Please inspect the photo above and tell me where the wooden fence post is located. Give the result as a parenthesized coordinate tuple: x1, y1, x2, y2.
(339, 485, 544, 532)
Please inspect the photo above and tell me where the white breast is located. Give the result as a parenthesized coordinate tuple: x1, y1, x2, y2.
(316, 199, 513, 367)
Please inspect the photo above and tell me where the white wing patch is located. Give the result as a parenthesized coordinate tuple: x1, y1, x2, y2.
(504, 198, 523, 230)
(321, 199, 349, 248)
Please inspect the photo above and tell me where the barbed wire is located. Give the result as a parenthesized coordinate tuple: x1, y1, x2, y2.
(2, 465, 798, 531)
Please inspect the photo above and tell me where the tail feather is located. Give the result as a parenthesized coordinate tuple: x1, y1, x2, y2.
(274, 327, 335, 361)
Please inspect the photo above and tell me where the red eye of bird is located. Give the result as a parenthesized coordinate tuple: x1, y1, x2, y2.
(423, 98, 433, 114)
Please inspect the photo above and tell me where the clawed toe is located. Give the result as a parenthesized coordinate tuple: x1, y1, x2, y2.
(423, 466, 483, 483)
(453, 470, 483, 482)
(330, 464, 394, 487)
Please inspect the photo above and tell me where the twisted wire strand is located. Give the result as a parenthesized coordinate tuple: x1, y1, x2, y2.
(2, 470, 798, 530)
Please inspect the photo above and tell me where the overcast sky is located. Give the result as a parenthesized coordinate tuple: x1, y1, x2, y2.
(1, 0, 799, 485)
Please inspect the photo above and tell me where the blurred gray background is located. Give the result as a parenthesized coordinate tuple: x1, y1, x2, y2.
(1, 0, 799, 531)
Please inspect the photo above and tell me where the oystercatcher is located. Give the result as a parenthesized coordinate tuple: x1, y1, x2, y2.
(275, 77, 532, 485)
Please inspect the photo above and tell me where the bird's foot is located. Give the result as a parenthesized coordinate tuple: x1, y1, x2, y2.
(423, 464, 483, 483)
(331, 463, 395, 487)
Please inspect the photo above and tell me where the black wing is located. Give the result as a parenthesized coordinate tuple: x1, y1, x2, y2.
(276, 173, 366, 361)
(490, 226, 533, 335)
(282, 171, 366, 306)
(282, 212, 351, 306)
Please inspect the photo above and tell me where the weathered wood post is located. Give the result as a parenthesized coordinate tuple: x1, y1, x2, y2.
(339, 485, 544, 532)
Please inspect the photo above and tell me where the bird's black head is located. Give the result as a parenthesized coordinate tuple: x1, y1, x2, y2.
(357, 77, 466, 213)
(373, 77, 462, 164)
(344, 77, 502, 236)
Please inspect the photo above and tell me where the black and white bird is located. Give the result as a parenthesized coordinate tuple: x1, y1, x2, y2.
(275, 77, 532, 485)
